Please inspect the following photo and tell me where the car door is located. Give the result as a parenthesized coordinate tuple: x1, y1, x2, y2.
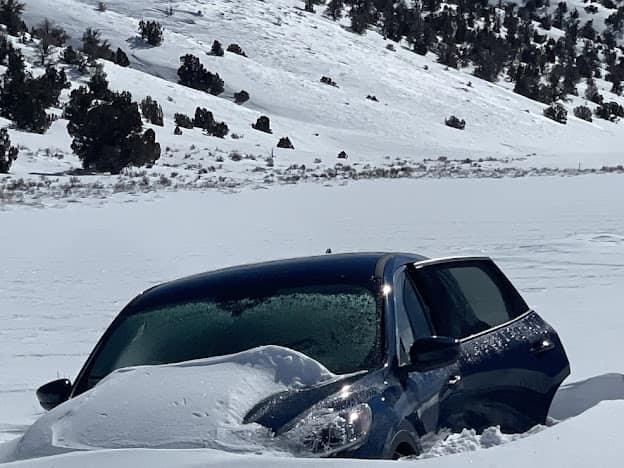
(391, 267, 463, 435)
(409, 257, 570, 433)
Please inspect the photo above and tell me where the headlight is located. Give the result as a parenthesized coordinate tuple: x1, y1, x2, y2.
(283, 403, 372, 456)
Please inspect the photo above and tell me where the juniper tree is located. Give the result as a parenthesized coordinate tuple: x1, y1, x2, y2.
(68, 90, 161, 173)
(32, 19, 68, 65)
(0, 0, 25, 35)
(0, 127, 18, 173)
(81, 28, 113, 62)
(326, 0, 343, 20)
(139, 20, 164, 46)
(177, 54, 224, 95)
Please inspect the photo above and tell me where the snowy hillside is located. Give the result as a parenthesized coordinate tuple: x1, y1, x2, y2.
(0, 0, 621, 204)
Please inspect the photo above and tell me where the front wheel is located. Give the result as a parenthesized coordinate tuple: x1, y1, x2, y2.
(387, 423, 421, 460)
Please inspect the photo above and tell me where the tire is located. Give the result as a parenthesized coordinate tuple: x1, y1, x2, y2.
(387, 421, 422, 460)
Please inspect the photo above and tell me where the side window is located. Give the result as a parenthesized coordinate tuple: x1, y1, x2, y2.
(394, 270, 432, 365)
(413, 261, 525, 339)
(403, 276, 432, 340)
(445, 266, 510, 331)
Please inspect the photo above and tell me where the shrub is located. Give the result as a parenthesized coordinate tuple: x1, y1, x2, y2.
(114, 48, 129, 67)
(573, 105, 593, 122)
(174, 113, 194, 129)
(543, 103, 567, 124)
(585, 79, 603, 104)
(277, 137, 294, 149)
(0, 127, 18, 173)
(0, 0, 26, 35)
(174, 126, 182, 135)
(234, 90, 250, 104)
(252, 115, 272, 134)
(211, 40, 224, 57)
(211, 121, 229, 138)
(595, 101, 624, 121)
(445, 115, 466, 130)
(177, 54, 224, 95)
(140, 96, 164, 126)
(97, 2, 107, 12)
(194, 107, 228, 138)
(338, 151, 348, 159)
(194, 107, 215, 131)
(226, 43, 247, 57)
(139, 20, 164, 46)
(67, 90, 161, 174)
(320, 76, 338, 87)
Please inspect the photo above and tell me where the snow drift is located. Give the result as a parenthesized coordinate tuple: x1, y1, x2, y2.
(0, 346, 335, 463)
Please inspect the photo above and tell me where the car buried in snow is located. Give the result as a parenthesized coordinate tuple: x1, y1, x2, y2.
(28, 252, 569, 460)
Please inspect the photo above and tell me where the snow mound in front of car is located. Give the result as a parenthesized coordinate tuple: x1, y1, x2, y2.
(8, 346, 335, 462)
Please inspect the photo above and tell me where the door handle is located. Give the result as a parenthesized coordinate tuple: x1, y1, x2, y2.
(530, 338, 555, 355)
(447, 375, 462, 387)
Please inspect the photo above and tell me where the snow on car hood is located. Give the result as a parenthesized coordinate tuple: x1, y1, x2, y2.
(4, 346, 335, 462)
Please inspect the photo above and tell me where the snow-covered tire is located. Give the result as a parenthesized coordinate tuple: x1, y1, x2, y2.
(387, 421, 421, 460)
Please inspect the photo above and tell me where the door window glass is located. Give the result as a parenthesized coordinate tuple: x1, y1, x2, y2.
(414, 262, 519, 339)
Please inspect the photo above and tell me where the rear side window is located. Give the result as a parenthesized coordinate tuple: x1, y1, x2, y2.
(412, 261, 527, 339)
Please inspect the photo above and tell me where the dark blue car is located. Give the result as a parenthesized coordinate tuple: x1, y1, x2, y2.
(37, 252, 570, 459)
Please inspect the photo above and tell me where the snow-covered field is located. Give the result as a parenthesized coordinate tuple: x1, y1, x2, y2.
(1, 174, 623, 466)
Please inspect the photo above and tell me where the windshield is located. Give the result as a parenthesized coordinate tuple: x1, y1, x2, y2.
(79, 284, 382, 393)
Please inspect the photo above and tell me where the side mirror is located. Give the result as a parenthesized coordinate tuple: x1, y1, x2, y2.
(36, 379, 72, 411)
(408, 336, 460, 372)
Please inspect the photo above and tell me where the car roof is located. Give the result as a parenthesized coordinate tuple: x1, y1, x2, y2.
(125, 252, 428, 314)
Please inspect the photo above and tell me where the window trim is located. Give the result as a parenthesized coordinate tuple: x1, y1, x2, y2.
(413, 256, 493, 270)
(459, 309, 533, 343)
(392, 266, 435, 367)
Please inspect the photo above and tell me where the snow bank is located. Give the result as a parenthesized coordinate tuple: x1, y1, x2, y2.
(3, 400, 624, 468)
(2, 346, 334, 463)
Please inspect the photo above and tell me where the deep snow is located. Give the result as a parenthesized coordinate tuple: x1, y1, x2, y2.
(1, 175, 623, 465)
(1, 346, 335, 462)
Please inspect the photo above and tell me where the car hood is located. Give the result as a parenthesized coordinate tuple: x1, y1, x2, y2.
(243, 371, 368, 434)
(2, 346, 341, 463)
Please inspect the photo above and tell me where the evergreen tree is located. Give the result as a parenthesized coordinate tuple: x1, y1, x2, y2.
(32, 19, 68, 65)
(211, 40, 224, 57)
(584, 77, 603, 104)
(350, 0, 374, 34)
(31, 66, 70, 108)
(68, 90, 161, 173)
(81, 28, 113, 62)
(114, 48, 130, 67)
(139, 20, 164, 46)
(0, 48, 50, 133)
(0, 127, 18, 173)
(177, 54, 224, 95)
(89, 66, 111, 101)
(140, 96, 163, 126)
(0, 0, 25, 35)
(326, 0, 343, 20)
